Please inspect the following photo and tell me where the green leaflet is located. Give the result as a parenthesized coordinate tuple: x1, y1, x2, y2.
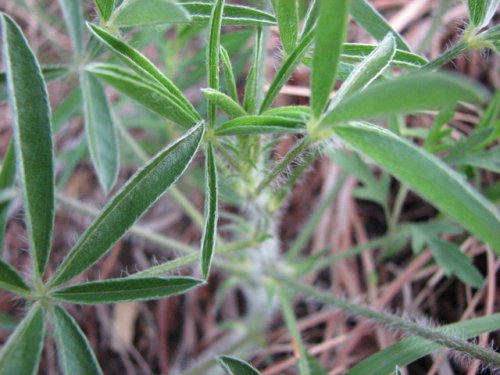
(201, 88, 246, 119)
(110, 0, 191, 27)
(220, 46, 238, 102)
(259, 29, 315, 113)
(0, 66, 67, 102)
(207, 0, 225, 128)
(87, 63, 198, 127)
(81, 71, 119, 193)
(271, 0, 298, 54)
(87, 23, 200, 122)
(263, 106, 311, 122)
(321, 73, 488, 124)
(201, 142, 218, 279)
(0, 142, 16, 254)
(49, 124, 204, 286)
(333, 122, 500, 251)
(0, 258, 30, 296)
(429, 239, 483, 288)
(51, 306, 103, 375)
(467, 0, 498, 28)
(1, 13, 55, 276)
(329, 34, 396, 110)
(347, 314, 500, 374)
(341, 43, 427, 68)
(51, 276, 203, 304)
(0, 312, 18, 331)
(95, 0, 115, 21)
(0, 305, 45, 375)
(215, 115, 306, 136)
(217, 355, 260, 375)
(243, 27, 264, 114)
(58, 0, 84, 55)
(311, 0, 350, 118)
(350, 0, 410, 51)
(180, 2, 276, 26)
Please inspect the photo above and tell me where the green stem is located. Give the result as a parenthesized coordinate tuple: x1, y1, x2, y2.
(421, 40, 468, 71)
(273, 272, 500, 367)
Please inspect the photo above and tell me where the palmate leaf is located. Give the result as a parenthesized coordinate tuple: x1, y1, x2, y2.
(217, 355, 260, 375)
(201, 142, 218, 279)
(0, 304, 45, 375)
(110, 0, 191, 27)
(321, 72, 488, 124)
(333, 122, 500, 251)
(0, 142, 16, 255)
(51, 276, 203, 304)
(49, 124, 204, 286)
(347, 314, 500, 374)
(51, 306, 103, 375)
(311, 0, 350, 118)
(1, 13, 55, 276)
(81, 71, 119, 193)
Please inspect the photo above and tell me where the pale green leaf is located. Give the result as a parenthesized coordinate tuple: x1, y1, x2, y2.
(87, 23, 200, 122)
(110, 0, 191, 27)
(321, 73, 488, 124)
(0, 258, 30, 296)
(180, 2, 276, 26)
(333, 122, 500, 251)
(467, 0, 498, 28)
(330, 33, 396, 109)
(350, 0, 410, 51)
(51, 276, 203, 303)
(87, 63, 198, 127)
(272, 0, 298, 54)
(207, 0, 225, 127)
(1, 13, 55, 276)
(58, 0, 84, 55)
(0, 142, 16, 255)
(51, 306, 103, 375)
(341, 43, 427, 68)
(347, 314, 500, 374)
(311, 0, 350, 118)
(216, 115, 306, 136)
(81, 71, 119, 193)
(49, 124, 204, 286)
(220, 46, 238, 102)
(0, 305, 45, 375)
(95, 0, 115, 21)
(217, 355, 260, 375)
(201, 142, 218, 279)
(201, 88, 246, 119)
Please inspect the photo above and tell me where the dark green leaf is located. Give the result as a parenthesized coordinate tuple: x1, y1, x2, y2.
(450, 147, 500, 173)
(321, 73, 488, 124)
(1, 13, 55, 276)
(51, 306, 103, 375)
(95, 0, 115, 21)
(215, 115, 306, 136)
(0, 258, 30, 296)
(52, 276, 203, 303)
(311, 0, 350, 118)
(58, 0, 84, 54)
(87, 63, 198, 127)
(467, 0, 498, 28)
(0, 142, 16, 255)
(217, 355, 260, 375)
(0, 305, 45, 375)
(49, 124, 204, 286)
(272, 0, 298, 54)
(180, 2, 276, 26)
(81, 71, 119, 193)
(350, 0, 410, 51)
(201, 142, 218, 279)
(263, 106, 310, 122)
(429, 239, 484, 288)
(220, 46, 238, 102)
(87, 23, 200, 122)
(333, 122, 500, 251)
(207, 0, 225, 127)
(347, 314, 500, 374)
(201, 88, 246, 119)
(259, 29, 314, 113)
(110, 0, 191, 27)
(243, 27, 264, 114)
